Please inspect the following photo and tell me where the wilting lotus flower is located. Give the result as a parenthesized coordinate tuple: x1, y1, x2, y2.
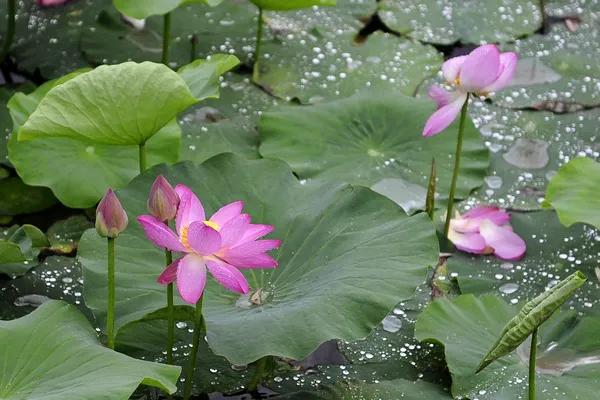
(147, 175, 179, 222)
(138, 184, 281, 304)
(36, 0, 70, 7)
(96, 188, 128, 238)
(448, 205, 526, 261)
(423, 44, 518, 137)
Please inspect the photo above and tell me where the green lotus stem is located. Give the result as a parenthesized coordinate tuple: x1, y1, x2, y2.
(529, 327, 538, 400)
(183, 297, 204, 400)
(138, 142, 147, 173)
(0, 0, 16, 66)
(162, 12, 171, 65)
(106, 237, 116, 350)
(165, 250, 174, 365)
(539, 0, 546, 31)
(443, 93, 470, 237)
(253, 7, 264, 72)
(248, 356, 273, 392)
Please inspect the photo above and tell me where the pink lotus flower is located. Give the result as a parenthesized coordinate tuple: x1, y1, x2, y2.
(138, 184, 281, 304)
(448, 205, 526, 261)
(423, 44, 518, 137)
(96, 188, 128, 238)
(36, 0, 70, 7)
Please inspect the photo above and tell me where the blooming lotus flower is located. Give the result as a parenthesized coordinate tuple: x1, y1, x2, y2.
(423, 45, 518, 137)
(36, 0, 70, 7)
(138, 184, 281, 304)
(96, 188, 128, 238)
(147, 175, 179, 221)
(448, 205, 526, 261)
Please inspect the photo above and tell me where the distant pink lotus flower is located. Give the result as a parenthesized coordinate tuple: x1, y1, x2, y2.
(138, 184, 281, 304)
(36, 0, 70, 7)
(448, 205, 526, 261)
(423, 44, 518, 137)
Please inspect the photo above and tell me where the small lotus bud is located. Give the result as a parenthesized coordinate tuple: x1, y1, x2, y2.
(96, 188, 128, 238)
(147, 175, 179, 221)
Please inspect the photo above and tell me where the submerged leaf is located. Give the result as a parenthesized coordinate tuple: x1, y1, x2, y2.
(477, 271, 587, 372)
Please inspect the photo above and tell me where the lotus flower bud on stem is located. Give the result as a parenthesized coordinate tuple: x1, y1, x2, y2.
(96, 188, 128, 238)
(147, 175, 179, 222)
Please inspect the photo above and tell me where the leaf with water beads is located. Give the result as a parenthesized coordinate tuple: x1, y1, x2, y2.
(476, 271, 587, 373)
(114, 0, 224, 19)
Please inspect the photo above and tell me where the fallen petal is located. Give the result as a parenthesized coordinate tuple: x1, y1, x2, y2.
(479, 220, 526, 261)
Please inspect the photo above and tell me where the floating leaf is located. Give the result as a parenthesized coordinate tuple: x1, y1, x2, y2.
(542, 157, 600, 229)
(177, 54, 240, 99)
(259, 92, 488, 204)
(18, 62, 196, 145)
(0, 300, 180, 399)
(415, 294, 600, 399)
(114, 0, 224, 19)
(477, 271, 587, 372)
(378, 0, 542, 45)
(271, 378, 451, 399)
(1, 0, 106, 78)
(0, 176, 58, 216)
(47, 215, 93, 254)
(255, 32, 442, 103)
(78, 154, 439, 365)
(0, 224, 48, 276)
(7, 69, 181, 208)
(249, 0, 335, 10)
(82, 2, 259, 67)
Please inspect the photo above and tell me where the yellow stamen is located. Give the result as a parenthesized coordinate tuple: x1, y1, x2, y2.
(203, 220, 221, 231)
(180, 226, 191, 250)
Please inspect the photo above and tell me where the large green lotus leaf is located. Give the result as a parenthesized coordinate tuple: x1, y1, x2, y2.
(78, 154, 439, 365)
(82, 2, 259, 68)
(7, 71, 181, 208)
(259, 92, 489, 206)
(271, 378, 451, 399)
(0, 176, 58, 216)
(114, 0, 223, 19)
(177, 54, 240, 100)
(447, 210, 600, 314)
(250, 0, 335, 10)
(0, 0, 107, 79)
(415, 294, 600, 399)
(497, 18, 600, 109)
(545, 0, 600, 16)
(377, 0, 542, 45)
(464, 102, 600, 211)
(0, 300, 180, 399)
(542, 158, 600, 229)
(255, 32, 442, 103)
(18, 62, 196, 145)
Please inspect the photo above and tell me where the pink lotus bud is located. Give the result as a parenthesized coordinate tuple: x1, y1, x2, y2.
(147, 176, 179, 221)
(96, 188, 128, 238)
